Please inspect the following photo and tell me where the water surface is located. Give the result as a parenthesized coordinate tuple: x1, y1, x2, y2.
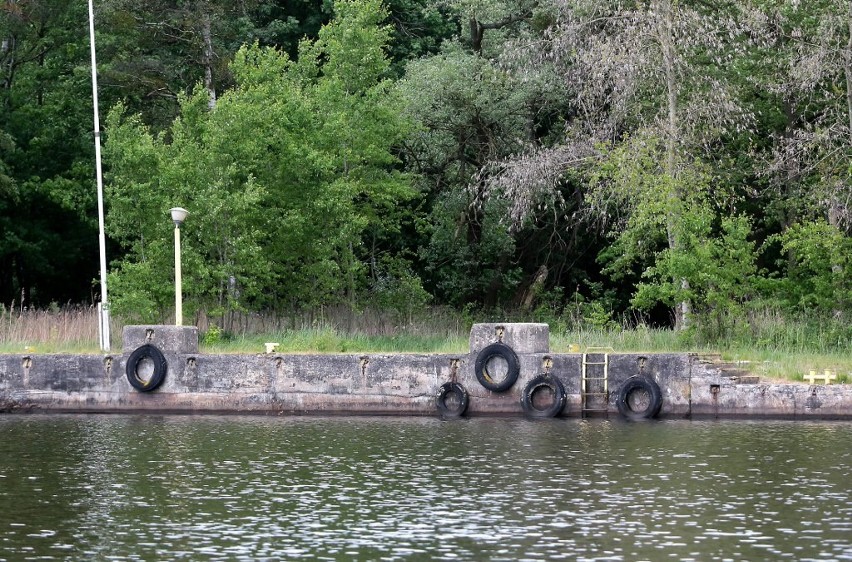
(1, 415, 850, 561)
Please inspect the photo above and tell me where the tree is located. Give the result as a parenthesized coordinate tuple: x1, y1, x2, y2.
(0, 1, 105, 306)
(434, 0, 537, 54)
(105, 0, 416, 326)
(96, 0, 252, 120)
(479, 0, 754, 327)
(380, 0, 459, 74)
(398, 0, 607, 310)
(759, 0, 852, 231)
(769, 220, 851, 318)
(105, 90, 274, 324)
(632, 209, 759, 340)
(399, 44, 535, 307)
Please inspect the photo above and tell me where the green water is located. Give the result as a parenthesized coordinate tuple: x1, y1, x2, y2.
(0, 415, 850, 561)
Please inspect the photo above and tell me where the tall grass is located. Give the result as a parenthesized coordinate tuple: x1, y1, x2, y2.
(198, 305, 470, 353)
(543, 307, 852, 383)
(0, 304, 468, 354)
(194, 304, 469, 339)
(546, 313, 852, 355)
(0, 304, 123, 353)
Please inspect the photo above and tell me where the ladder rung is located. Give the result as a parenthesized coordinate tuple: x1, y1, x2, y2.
(582, 350, 609, 417)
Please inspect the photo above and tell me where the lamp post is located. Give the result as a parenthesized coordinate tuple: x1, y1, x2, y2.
(170, 207, 189, 326)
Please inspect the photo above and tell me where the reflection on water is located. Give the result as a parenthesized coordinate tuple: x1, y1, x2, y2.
(0, 415, 850, 561)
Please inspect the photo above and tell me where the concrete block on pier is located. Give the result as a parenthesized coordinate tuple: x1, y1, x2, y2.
(469, 323, 549, 354)
(123, 325, 199, 355)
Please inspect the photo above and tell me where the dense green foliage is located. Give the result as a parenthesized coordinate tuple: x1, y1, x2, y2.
(105, 0, 415, 324)
(1, 0, 851, 348)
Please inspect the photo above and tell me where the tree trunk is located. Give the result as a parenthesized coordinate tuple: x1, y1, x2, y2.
(846, 3, 852, 148)
(1, 1, 17, 98)
(1, 36, 16, 104)
(659, 0, 678, 179)
(468, 11, 531, 54)
(201, 10, 216, 109)
(35, 19, 46, 107)
(470, 17, 484, 53)
(656, 0, 690, 330)
(837, 3, 852, 231)
(346, 241, 357, 332)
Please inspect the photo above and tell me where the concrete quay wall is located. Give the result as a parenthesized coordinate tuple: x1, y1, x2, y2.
(0, 323, 849, 418)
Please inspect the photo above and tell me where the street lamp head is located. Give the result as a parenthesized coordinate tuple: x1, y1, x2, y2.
(170, 207, 189, 227)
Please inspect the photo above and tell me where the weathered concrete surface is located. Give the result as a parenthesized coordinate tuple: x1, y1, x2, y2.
(1, 348, 850, 418)
(469, 323, 549, 354)
(0, 351, 458, 414)
(691, 382, 851, 418)
(123, 325, 198, 354)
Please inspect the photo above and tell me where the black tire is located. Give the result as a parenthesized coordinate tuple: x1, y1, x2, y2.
(126, 344, 168, 392)
(520, 374, 566, 418)
(474, 343, 520, 392)
(616, 375, 662, 420)
(436, 382, 469, 418)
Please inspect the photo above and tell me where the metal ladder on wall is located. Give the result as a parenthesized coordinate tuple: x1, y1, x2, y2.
(581, 347, 613, 416)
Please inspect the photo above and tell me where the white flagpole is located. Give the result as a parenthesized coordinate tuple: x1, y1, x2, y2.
(88, 0, 110, 351)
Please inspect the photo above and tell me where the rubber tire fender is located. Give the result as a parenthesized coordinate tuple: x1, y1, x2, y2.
(616, 375, 662, 420)
(436, 382, 469, 418)
(520, 373, 566, 418)
(474, 343, 520, 392)
(126, 344, 168, 392)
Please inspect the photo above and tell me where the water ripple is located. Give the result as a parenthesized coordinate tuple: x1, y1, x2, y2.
(0, 416, 850, 560)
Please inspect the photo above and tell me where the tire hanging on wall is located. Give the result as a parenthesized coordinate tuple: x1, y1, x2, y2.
(436, 382, 469, 418)
(474, 343, 520, 392)
(126, 344, 168, 392)
(520, 373, 566, 418)
(616, 375, 662, 420)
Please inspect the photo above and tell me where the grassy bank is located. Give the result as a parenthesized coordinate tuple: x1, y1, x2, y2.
(549, 329, 851, 384)
(1, 306, 849, 383)
(203, 327, 850, 383)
